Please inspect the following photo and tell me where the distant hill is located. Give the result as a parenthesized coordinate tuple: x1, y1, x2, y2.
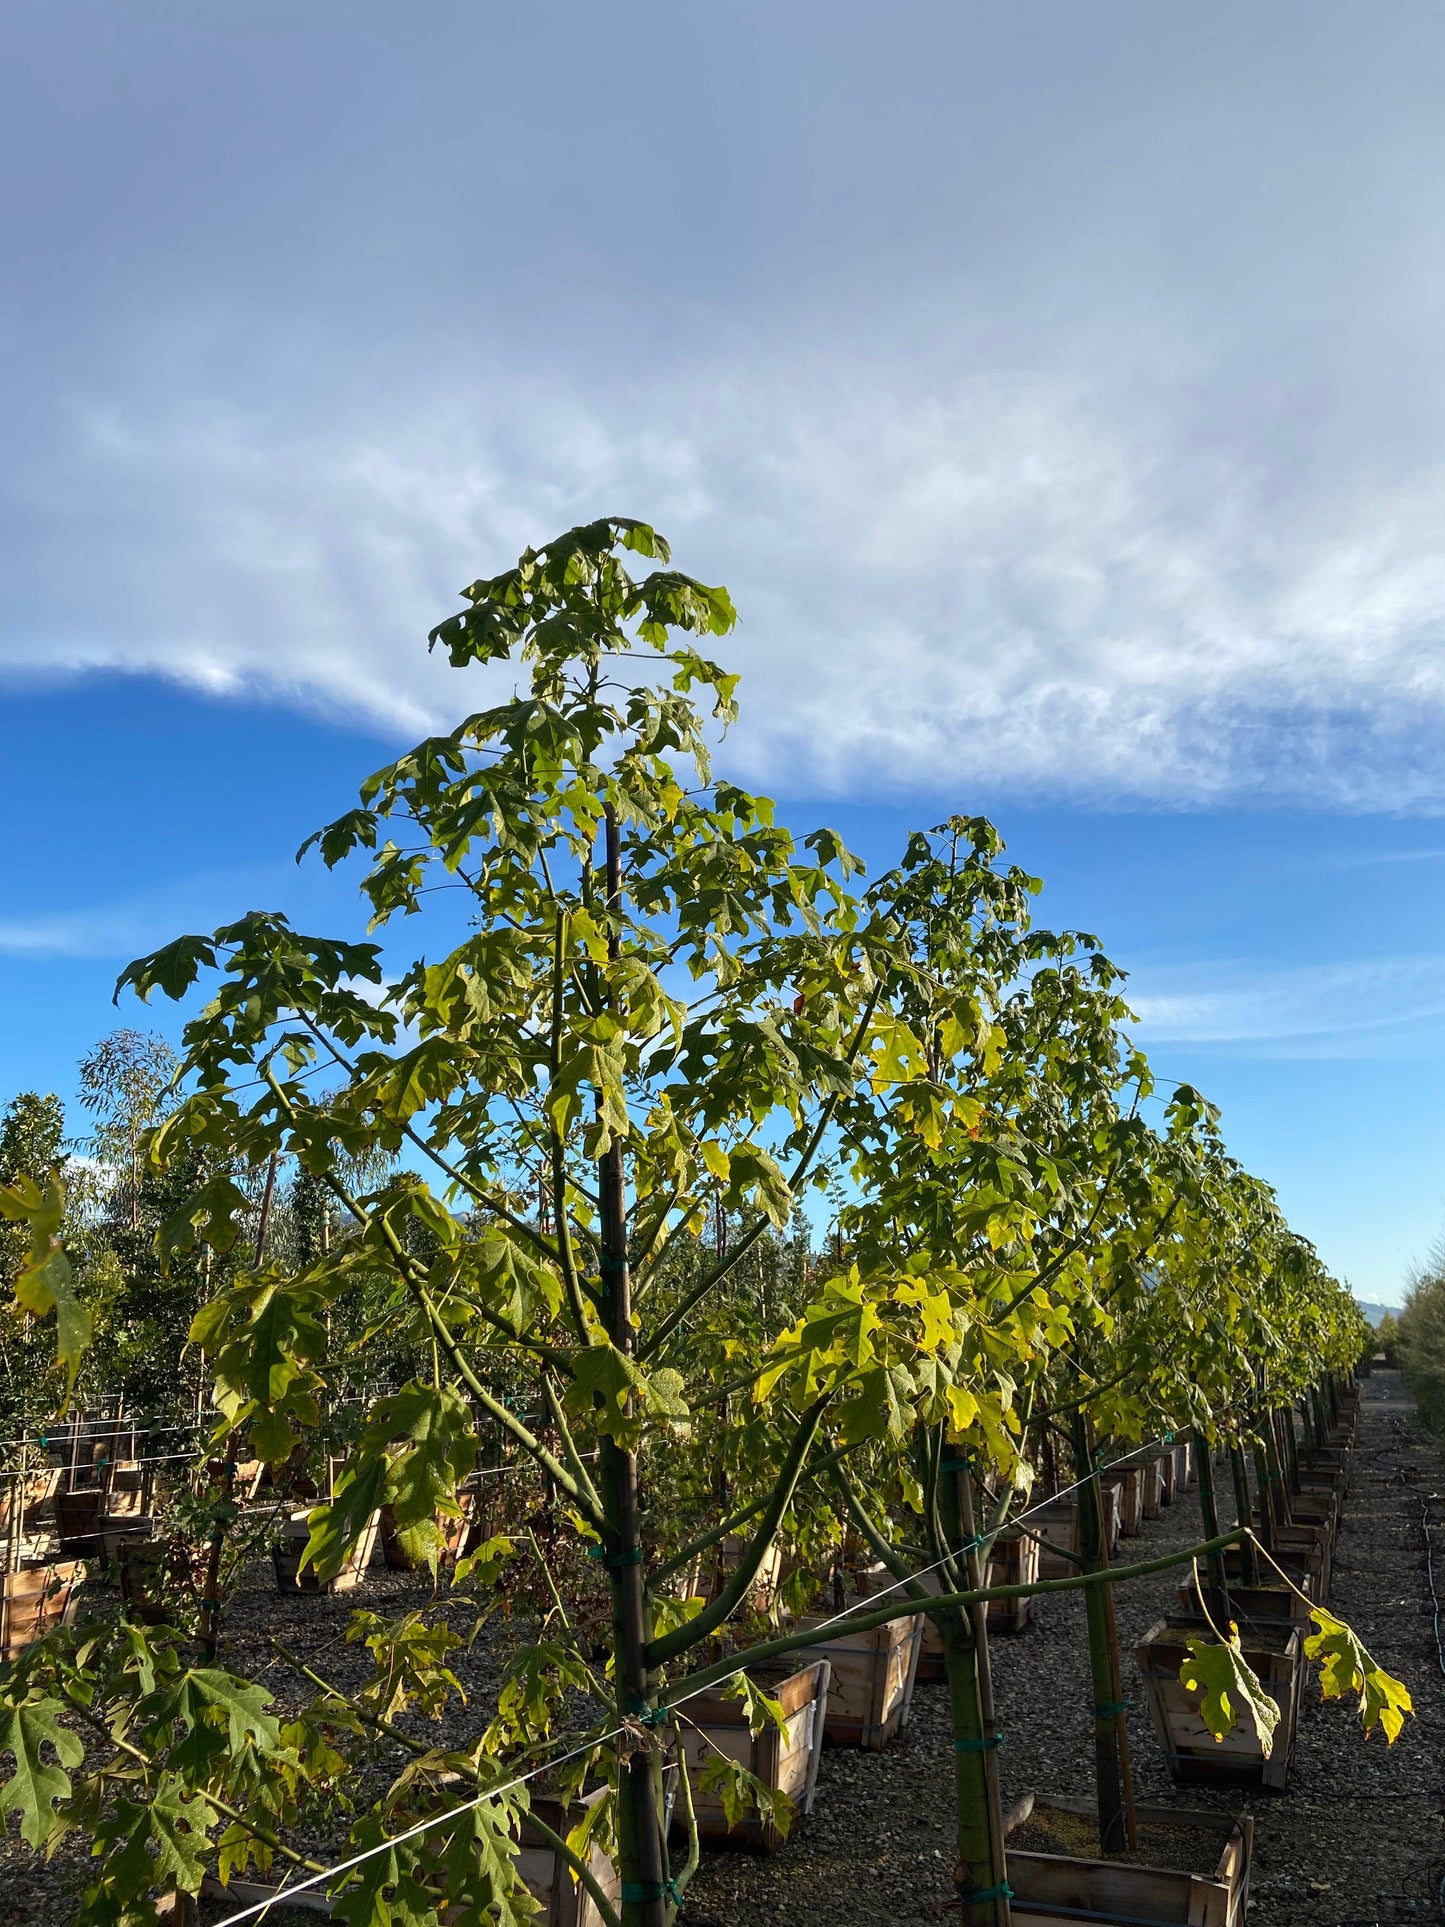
(1355, 1299, 1401, 1328)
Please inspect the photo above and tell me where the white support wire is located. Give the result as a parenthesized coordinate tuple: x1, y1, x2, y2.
(206, 1426, 1184, 1927)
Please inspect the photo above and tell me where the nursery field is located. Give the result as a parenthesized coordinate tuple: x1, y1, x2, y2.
(0, 522, 1413, 1927)
(684, 1366, 1445, 1927)
(0, 1372, 1430, 1927)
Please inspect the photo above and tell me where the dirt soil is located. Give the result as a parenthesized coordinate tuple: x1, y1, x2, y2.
(680, 1369, 1445, 1927)
(1007, 1806, 1230, 1874)
(1, 1370, 1441, 1927)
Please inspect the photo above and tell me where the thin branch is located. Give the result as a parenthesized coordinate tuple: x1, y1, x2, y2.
(639, 987, 882, 1364)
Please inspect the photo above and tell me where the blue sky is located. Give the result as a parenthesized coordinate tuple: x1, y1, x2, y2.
(6, 2, 1445, 1299)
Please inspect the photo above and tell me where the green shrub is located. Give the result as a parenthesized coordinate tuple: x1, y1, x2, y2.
(1398, 1271, 1445, 1428)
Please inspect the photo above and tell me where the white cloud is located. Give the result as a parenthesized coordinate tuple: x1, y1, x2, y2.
(9, 342, 1445, 811)
(0, 906, 160, 961)
(1128, 955, 1445, 1054)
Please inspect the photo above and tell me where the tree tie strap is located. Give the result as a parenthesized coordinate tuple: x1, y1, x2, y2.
(627, 1697, 670, 1726)
(621, 1879, 683, 1905)
(599, 1254, 628, 1275)
(940, 1454, 974, 1473)
(588, 1544, 644, 1569)
(953, 1731, 1002, 1754)
(960, 1881, 1014, 1904)
(1093, 1697, 1131, 1717)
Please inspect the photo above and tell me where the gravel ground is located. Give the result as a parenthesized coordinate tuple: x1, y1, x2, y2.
(2, 1372, 1440, 1926)
(680, 1370, 1445, 1927)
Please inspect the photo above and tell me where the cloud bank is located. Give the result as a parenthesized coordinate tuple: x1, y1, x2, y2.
(7, 348, 1445, 813)
(6, 2, 1445, 810)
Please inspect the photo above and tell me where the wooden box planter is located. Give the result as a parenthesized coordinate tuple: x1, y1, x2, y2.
(106, 1465, 147, 1516)
(1140, 1457, 1164, 1521)
(117, 1536, 207, 1625)
(273, 1511, 381, 1594)
(1159, 1448, 1177, 1506)
(0, 1561, 82, 1660)
(1101, 1482, 1123, 1560)
(55, 1487, 104, 1559)
(985, 1526, 1040, 1635)
(1270, 1521, 1332, 1600)
(1221, 1547, 1315, 1601)
(100, 1513, 157, 1566)
(378, 1502, 474, 1572)
(792, 1608, 923, 1749)
(1284, 1491, 1338, 1536)
(674, 1535, 785, 1617)
(517, 1788, 620, 1927)
(1102, 1466, 1142, 1538)
(1175, 1440, 1194, 1492)
(1175, 1579, 1313, 1636)
(1297, 1460, 1348, 1498)
(1136, 1618, 1302, 1791)
(1008, 1794, 1252, 1927)
(1031, 1498, 1080, 1580)
(674, 1658, 830, 1850)
(854, 1563, 946, 1684)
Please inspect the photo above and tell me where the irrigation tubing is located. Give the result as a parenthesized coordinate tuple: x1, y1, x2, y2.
(1423, 1494, 1445, 1680)
(207, 1427, 1187, 1927)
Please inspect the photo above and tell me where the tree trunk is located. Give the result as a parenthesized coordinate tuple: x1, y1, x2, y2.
(1193, 1433, 1230, 1625)
(599, 804, 669, 1927)
(1228, 1443, 1261, 1581)
(940, 1456, 1011, 1927)
(1070, 1417, 1137, 1853)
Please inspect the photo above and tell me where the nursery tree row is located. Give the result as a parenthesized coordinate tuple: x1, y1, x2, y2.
(0, 518, 1401, 1927)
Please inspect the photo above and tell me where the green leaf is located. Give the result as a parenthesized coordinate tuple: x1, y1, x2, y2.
(455, 1233, 562, 1330)
(696, 1751, 793, 1839)
(722, 1673, 789, 1739)
(301, 1455, 390, 1585)
(431, 1793, 539, 1927)
(157, 1669, 281, 1775)
(157, 1170, 252, 1265)
(563, 1345, 691, 1450)
(452, 1533, 514, 1590)
(1, 1173, 92, 1399)
(114, 932, 219, 1004)
(0, 1695, 85, 1847)
(1305, 1607, 1415, 1742)
(94, 1782, 211, 1899)
(724, 1143, 792, 1228)
(1179, 1630, 1281, 1756)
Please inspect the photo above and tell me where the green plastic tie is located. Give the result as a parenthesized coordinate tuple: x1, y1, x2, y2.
(621, 1879, 682, 1905)
(627, 1697, 670, 1726)
(1162, 1431, 1175, 1443)
(961, 1882, 1014, 1905)
(587, 1544, 644, 1569)
(953, 1731, 1002, 1754)
(1093, 1697, 1131, 1717)
(940, 1454, 973, 1473)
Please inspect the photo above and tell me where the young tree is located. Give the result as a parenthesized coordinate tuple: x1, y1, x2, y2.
(109, 519, 961, 1927)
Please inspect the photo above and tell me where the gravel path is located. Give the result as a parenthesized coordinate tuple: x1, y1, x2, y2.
(681, 1370, 1445, 1927)
(1, 1372, 1440, 1926)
